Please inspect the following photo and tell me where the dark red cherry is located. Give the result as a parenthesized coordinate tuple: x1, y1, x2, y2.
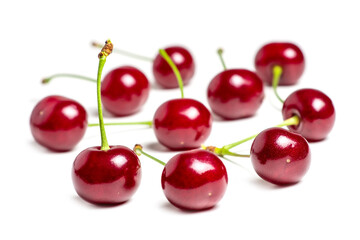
(152, 46, 195, 88)
(255, 42, 305, 85)
(161, 149, 228, 211)
(153, 98, 212, 150)
(207, 69, 264, 119)
(282, 88, 335, 141)
(72, 145, 141, 205)
(101, 66, 150, 116)
(250, 127, 311, 185)
(30, 95, 87, 151)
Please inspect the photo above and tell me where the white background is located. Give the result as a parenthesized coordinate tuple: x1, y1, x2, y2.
(1, 1, 359, 239)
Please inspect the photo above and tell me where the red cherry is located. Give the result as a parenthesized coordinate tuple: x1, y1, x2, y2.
(255, 42, 305, 85)
(30, 95, 87, 151)
(250, 127, 311, 185)
(153, 98, 212, 150)
(282, 88, 335, 141)
(72, 145, 141, 204)
(101, 66, 150, 116)
(207, 69, 264, 119)
(161, 149, 228, 210)
(152, 46, 195, 88)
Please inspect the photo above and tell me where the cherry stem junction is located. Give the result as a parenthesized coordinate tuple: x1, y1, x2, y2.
(42, 74, 96, 84)
(88, 121, 153, 127)
(96, 40, 113, 151)
(205, 115, 300, 157)
(272, 65, 284, 104)
(217, 48, 227, 70)
(134, 144, 166, 166)
(159, 49, 184, 98)
(92, 41, 153, 62)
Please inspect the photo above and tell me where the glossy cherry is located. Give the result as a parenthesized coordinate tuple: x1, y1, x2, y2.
(255, 42, 305, 85)
(153, 98, 212, 150)
(207, 69, 264, 119)
(282, 88, 335, 141)
(30, 95, 87, 151)
(72, 145, 141, 204)
(135, 145, 228, 211)
(101, 66, 150, 116)
(72, 40, 141, 205)
(152, 46, 195, 88)
(250, 127, 311, 185)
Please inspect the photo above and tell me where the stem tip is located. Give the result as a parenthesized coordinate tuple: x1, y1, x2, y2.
(133, 144, 143, 156)
(98, 40, 113, 59)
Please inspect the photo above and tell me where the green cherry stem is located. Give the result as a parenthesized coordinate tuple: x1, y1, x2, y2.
(42, 74, 96, 84)
(96, 40, 114, 151)
(134, 144, 166, 166)
(217, 48, 227, 70)
(158, 49, 184, 98)
(88, 121, 153, 127)
(205, 115, 300, 157)
(92, 41, 153, 62)
(272, 65, 284, 104)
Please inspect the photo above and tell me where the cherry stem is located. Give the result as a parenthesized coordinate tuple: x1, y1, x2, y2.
(205, 115, 300, 157)
(133, 144, 166, 166)
(88, 121, 153, 127)
(96, 40, 113, 151)
(92, 41, 153, 62)
(158, 49, 184, 98)
(217, 48, 227, 70)
(42, 74, 96, 84)
(272, 65, 284, 104)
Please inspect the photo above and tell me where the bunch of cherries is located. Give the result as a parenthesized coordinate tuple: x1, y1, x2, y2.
(30, 40, 335, 211)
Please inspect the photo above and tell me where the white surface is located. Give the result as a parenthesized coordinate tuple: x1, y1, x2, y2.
(1, 1, 359, 239)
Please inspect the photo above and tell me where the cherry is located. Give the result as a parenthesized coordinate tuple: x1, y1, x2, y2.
(101, 66, 150, 116)
(30, 95, 87, 151)
(282, 88, 335, 141)
(43, 65, 150, 116)
(152, 46, 195, 88)
(250, 127, 311, 185)
(153, 98, 212, 150)
(72, 40, 141, 205)
(134, 145, 228, 211)
(255, 42, 305, 86)
(92, 42, 195, 89)
(207, 49, 264, 119)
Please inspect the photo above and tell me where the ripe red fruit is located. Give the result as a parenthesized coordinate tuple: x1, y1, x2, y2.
(30, 95, 87, 151)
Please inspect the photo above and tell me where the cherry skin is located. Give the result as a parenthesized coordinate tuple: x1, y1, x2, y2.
(72, 145, 141, 205)
(254, 42, 305, 86)
(30, 95, 87, 152)
(161, 149, 228, 211)
(101, 66, 150, 116)
(250, 127, 311, 185)
(152, 46, 195, 88)
(207, 69, 264, 119)
(282, 88, 335, 141)
(153, 98, 212, 150)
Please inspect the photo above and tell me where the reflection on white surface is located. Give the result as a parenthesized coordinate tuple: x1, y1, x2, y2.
(62, 105, 78, 119)
(190, 159, 215, 174)
(122, 74, 136, 87)
(312, 98, 325, 112)
(284, 48, 297, 58)
(181, 106, 199, 120)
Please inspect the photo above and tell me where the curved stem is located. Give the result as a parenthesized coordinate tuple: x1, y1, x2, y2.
(217, 48, 227, 70)
(42, 73, 96, 84)
(205, 115, 300, 157)
(92, 41, 153, 62)
(272, 65, 284, 104)
(133, 144, 166, 166)
(96, 40, 113, 151)
(158, 49, 184, 98)
(88, 121, 153, 127)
